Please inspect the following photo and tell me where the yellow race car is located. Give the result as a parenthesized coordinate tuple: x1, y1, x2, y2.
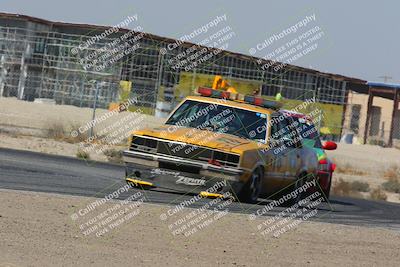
(123, 87, 318, 203)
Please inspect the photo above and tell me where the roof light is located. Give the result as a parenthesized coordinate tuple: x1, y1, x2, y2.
(237, 94, 245, 101)
(228, 92, 238, 101)
(196, 87, 282, 110)
(254, 97, 263, 106)
(198, 87, 213, 96)
(244, 95, 282, 110)
(220, 91, 230, 99)
(198, 87, 230, 99)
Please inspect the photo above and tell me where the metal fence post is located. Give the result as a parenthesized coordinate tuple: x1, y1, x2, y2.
(89, 81, 99, 139)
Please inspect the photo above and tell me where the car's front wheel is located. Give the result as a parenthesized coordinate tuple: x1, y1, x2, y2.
(238, 167, 263, 203)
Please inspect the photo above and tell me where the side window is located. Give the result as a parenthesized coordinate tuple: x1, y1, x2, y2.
(295, 118, 322, 148)
(283, 118, 299, 148)
(270, 118, 287, 140)
(270, 116, 301, 151)
(270, 116, 296, 148)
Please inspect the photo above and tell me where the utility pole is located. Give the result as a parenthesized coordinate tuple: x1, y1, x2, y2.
(379, 75, 392, 83)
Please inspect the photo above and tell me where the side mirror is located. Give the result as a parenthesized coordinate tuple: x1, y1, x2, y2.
(322, 141, 337, 150)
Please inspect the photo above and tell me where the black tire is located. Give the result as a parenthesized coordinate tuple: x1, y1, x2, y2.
(285, 173, 306, 206)
(238, 167, 263, 203)
(321, 173, 332, 201)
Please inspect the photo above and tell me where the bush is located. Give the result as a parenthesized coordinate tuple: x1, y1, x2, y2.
(332, 178, 351, 196)
(76, 149, 90, 160)
(370, 188, 387, 201)
(382, 179, 400, 193)
(384, 165, 400, 180)
(332, 178, 362, 198)
(46, 122, 66, 140)
(368, 139, 386, 147)
(64, 123, 90, 143)
(336, 163, 366, 176)
(333, 180, 389, 201)
(103, 148, 123, 164)
(46, 122, 90, 144)
(350, 180, 370, 192)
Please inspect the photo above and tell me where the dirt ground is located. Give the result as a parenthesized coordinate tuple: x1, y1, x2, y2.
(326, 143, 400, 178)
(0, 133, 117, 162)
(326, 144, 400, 202)
(0, 97, 162, 131)
(0, 189, 399, 267)
(1, 98, 400, 266)
(0, 97, 163, 162)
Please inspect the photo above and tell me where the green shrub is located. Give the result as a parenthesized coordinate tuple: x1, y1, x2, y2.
(368, 139, 386, 147)
(76, 149, 90, 160)
(370, 188, 387, 201)
(350, 181, 370, 192)
(382, 179, 400, 193)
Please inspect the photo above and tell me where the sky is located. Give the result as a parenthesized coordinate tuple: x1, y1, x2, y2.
(1, 0, 399, 82)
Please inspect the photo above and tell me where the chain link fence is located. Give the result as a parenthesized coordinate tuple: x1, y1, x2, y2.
(0, 22, 379, 144)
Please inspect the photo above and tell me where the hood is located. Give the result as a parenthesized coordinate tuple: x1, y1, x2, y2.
(132, 125, 262, 154)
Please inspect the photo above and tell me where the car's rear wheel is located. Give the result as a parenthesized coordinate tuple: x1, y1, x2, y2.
(321, 173, 332, 201)
(239, 167, 263, 203)
(286, 173, 306, 206)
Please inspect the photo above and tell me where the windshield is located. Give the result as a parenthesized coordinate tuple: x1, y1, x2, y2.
(165, 100, 268, 142)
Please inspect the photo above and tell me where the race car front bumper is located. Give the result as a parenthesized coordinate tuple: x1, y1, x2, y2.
(123, 150, 244, 196)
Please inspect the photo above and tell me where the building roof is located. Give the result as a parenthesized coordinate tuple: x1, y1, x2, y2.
(367, 81, 400, 90)
(0, 12, 367, 85)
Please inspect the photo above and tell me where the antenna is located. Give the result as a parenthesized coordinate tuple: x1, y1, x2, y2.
(378, 75, 392, 83)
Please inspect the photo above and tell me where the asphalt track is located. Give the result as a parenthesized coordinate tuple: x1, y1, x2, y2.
(1, 147, 400, 230)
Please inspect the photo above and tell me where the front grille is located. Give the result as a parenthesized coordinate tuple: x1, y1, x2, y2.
(129, 135, 240, 167)
(157, 141, 212, 163)
(213, 151, 240, 168)
(130, 136, 157, 154)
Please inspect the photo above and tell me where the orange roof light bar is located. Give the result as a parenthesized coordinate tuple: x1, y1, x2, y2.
(196, 87, 282, 110)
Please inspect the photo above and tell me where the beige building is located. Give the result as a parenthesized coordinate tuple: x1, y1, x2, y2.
(342, 82, 400, 147)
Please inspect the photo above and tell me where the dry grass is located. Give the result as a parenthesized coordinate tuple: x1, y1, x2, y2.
(381, 165, 400, 194)
(384, 165, 400, 180)
(336, 163, 367, 176)
(46, 122, 66, 140)
(65, 123, 90, 143)
(333, 179, 389, 201)
(349, 180, 370, 192)
(103, 148, 123, 164)
(332, 178, 363, 198)
(45, 121, 91, 144)
(370, 188, 388, 201)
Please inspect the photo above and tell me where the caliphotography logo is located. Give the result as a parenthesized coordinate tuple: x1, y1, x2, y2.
(0, 1, 399, 266)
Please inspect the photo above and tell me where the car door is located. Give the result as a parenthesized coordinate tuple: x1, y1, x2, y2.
(263, 115, 300, 195)
(292, 117, 319, 179)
